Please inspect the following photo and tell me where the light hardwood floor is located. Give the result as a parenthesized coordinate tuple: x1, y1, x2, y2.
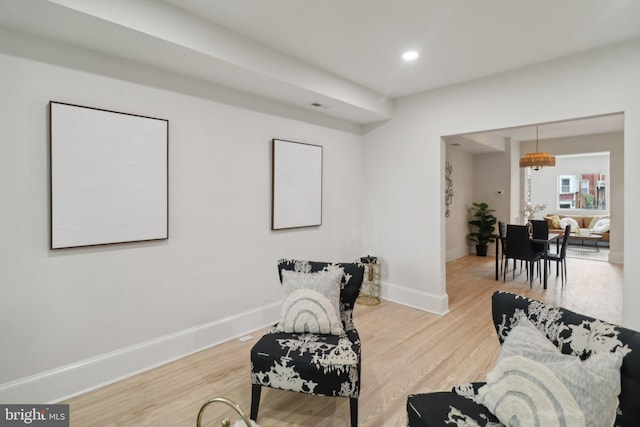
(63, 255, 623, 426)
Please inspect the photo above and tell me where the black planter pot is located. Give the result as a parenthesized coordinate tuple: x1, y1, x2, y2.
(476, 244, 488, 256)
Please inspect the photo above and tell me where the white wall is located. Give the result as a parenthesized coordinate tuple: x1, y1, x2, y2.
(471, 150, 512, 258)
(445, 145, 474, 261)
(363, 38, 640, 326)
(0, 32, 364, 402)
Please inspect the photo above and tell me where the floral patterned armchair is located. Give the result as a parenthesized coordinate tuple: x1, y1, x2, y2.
(250, 259, 365, 427)
(407, 291, 640, 427)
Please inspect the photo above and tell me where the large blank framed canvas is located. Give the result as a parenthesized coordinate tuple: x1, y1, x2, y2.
(50, 101, 168, 249)
(272, 139, 322, 230)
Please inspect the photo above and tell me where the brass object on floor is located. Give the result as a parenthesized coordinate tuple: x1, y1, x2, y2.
(196, 397, 252, 427)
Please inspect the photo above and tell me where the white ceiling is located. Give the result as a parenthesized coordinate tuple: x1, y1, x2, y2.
(1, 0, 638, 132)
(163, 0, 640, 98)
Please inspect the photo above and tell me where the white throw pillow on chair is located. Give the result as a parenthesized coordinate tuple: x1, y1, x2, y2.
(276, 269, 344, 335)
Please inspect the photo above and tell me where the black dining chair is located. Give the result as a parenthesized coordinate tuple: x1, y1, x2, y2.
(498, 221, 507, 275)
(503, 224, 542, 287)
(544, 225, 571, 286)
(530, 220, 549, 257)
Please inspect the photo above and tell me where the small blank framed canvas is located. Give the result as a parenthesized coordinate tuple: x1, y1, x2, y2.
(272, 139, 322, 230)
(50, 101, 169, 249)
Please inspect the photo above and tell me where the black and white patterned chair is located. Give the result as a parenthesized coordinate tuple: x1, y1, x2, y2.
(407, 291, 640, 427)
(250, 259, 365, 426)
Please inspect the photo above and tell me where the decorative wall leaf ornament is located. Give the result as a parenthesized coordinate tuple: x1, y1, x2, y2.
(445, 161, 454, 217)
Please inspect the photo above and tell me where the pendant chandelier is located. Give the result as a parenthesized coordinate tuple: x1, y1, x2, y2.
(519, 125, 555, 170)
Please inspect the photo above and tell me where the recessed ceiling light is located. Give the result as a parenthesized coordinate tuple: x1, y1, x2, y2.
(402, 51, 419, 61)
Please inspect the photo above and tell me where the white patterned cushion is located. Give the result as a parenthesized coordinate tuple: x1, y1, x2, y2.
(559, 216, 580, 232)
(477, 318, 622, 427)
(276, 270, 344, 335)
(592, 218, 610, 233)
(588, 214, 610, 229)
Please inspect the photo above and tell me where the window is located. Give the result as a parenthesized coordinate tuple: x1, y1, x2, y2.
(581, 179, 589, 195)
(559, 176, 574, 194)
(557, 173, 606, 210)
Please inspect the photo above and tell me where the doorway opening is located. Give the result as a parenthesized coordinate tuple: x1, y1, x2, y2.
(443, 113, 623, 319)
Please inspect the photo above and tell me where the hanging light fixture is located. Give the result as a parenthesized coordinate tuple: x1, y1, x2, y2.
(519, 125, 555, 170)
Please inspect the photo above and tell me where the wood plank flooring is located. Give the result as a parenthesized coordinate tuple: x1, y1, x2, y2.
(62, 255, 623, 426)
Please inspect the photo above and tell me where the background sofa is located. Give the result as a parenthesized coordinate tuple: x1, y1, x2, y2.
(544, 213, 610, 242)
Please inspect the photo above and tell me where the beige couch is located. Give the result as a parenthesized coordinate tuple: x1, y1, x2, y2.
(543, 213, 610, 242)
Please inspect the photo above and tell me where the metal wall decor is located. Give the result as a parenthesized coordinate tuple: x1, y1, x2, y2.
(445, 161, 454, 217)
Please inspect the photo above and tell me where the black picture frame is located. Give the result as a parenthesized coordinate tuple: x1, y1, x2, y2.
(50, 101, 169, 249)
(271, 139, 322, 230)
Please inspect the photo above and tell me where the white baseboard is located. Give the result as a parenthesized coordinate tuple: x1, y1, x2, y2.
(609, 250, 624, 264)
(446, 246, 471, 262)
(0, 302, 281, 404)
(381, 281, 449, 315)
(1, 281, 451, 404)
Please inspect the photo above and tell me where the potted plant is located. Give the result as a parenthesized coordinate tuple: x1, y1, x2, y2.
(468, 202, 499, 256)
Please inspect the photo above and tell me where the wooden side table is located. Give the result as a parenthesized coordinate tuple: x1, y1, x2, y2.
(357, 261, 381, 305)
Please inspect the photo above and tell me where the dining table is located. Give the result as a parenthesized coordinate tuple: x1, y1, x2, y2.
(495, 232, 560, 289)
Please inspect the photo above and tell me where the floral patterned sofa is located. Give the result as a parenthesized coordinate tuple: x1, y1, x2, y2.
(407, 291, 640, 427)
